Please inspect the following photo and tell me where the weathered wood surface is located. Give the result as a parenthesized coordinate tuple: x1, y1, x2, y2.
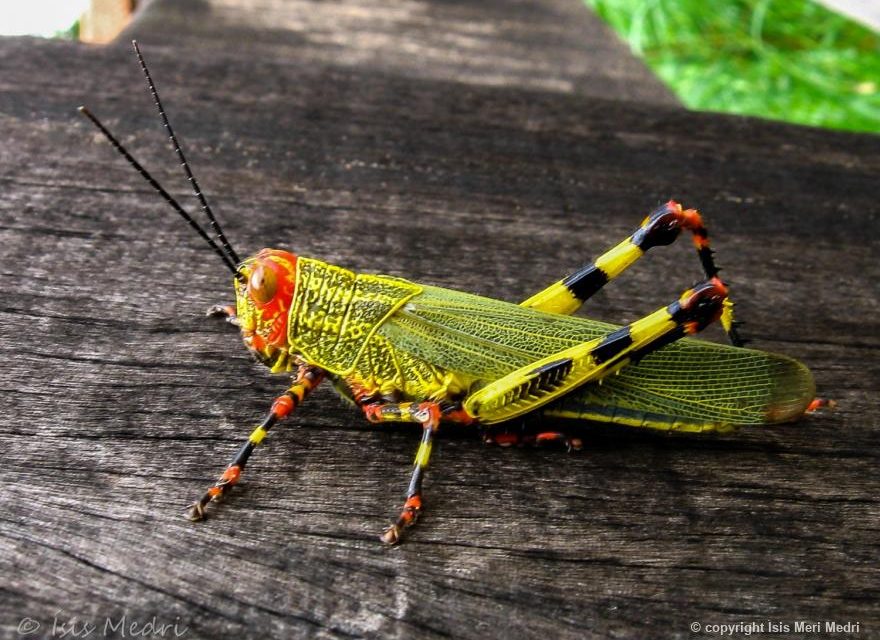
(1, 1, 878, 638)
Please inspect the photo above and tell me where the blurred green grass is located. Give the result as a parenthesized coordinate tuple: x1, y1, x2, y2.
(584, 0, 880, 133)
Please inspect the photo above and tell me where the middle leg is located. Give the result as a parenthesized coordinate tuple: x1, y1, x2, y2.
(361, 401, 462, 544)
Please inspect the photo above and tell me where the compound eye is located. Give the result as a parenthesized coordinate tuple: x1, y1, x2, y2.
(249, 263, 277, 304)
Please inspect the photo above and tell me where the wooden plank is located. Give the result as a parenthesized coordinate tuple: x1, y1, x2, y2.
(1, 1, 878, 638)
(126, 0, 681, 105)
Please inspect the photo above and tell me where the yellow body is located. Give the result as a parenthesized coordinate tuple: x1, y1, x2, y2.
(236, 256, 815, 433)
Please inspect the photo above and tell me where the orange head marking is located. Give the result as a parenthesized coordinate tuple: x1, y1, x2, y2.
(235, 249, 298, 360)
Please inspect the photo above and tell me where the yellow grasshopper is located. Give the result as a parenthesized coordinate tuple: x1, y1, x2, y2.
(80, 42, 818, 544)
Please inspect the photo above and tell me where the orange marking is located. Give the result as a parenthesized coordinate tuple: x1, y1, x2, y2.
(250, 332, 267, 352)
(244, 250, 298, 348)
(692, 235, 710, 249)
(671, 205, 711, 248)
(710, 276, 728, 296)
(444, 407, 477, 425)
(272, 395, 295, 418)
(417, 402, 442, 426)
(680, 208, 702, 227)
(493, 433, 519, 447)
(208, 487, 221, 498)
(267, 310, 289, 348)
(807, 398, 837, 413)
(220, 465, 241, 485)
(403, 495, 422, 511)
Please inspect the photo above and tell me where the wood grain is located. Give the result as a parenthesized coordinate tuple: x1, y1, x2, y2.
(1, 1, 878, 638)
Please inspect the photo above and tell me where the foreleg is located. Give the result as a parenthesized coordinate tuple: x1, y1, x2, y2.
(188, 364, 324, 520)
(206, 303, 239, 326)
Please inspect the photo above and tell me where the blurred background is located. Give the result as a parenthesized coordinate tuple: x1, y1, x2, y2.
(3, 0, 878, 133)
(583, 0, 880, 133)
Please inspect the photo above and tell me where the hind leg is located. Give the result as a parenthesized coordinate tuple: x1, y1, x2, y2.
(521, 201, 743, 346)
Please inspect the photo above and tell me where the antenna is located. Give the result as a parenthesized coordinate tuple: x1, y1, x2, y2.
(78, 105, 245, 281)
(132, 40, 242, 265)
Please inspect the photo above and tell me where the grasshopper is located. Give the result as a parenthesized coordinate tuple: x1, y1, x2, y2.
(80, 42, 819, 544)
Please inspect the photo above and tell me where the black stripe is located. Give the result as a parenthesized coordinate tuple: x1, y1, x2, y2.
(627, 325, 686, 363)
(591, 326, 633, 364)
(667, 299, 685, 323)
(562, 264, 609, 302)
(697, 246, 718, 278)
(383, 405, 402, 419)
(527, 358, 574, 392)
(231, 441, 256, 468)
(230, 408, 283, 468)
(727, 322, 746, 348)
(631, 203, 681, 250)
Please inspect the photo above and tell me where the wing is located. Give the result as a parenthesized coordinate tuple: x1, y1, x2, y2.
(376, 285, 814, 429)
(543, 339, 815, 431)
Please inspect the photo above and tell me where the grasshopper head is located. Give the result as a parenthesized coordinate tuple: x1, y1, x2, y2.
(234, 249, 298, 362)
